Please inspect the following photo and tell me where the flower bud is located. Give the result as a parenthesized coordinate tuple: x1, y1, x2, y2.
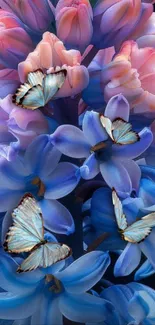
(0, 10, 33, 69)
(92, 0, 153, 50)
(0, 0, 54, 33)
(55, 0, 93, 51)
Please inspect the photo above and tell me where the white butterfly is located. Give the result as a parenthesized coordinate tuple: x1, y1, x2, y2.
(100, 115, 139, 145)
(12, 69, 66, 110)
(4, 194, 71, 272)
(112, 190, 155, 243)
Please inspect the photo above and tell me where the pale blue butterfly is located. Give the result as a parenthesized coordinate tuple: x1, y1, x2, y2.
(12, 69, 67, 110)
(100, 115, 140, 145)
(4, 194, 71, 272)
(112, 190, 155, 243)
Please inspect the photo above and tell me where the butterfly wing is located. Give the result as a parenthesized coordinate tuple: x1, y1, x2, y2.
(27, 70, 45, 87)
(123, 213, 155, 243)
(4, 194, 44, 253)
(17, 242, 71, 272)
(112, 119, 139, 145)
(19, 85, 45, 110)
(100, 115, 114, 140)
(42, 242, 71, 268)
(43, 70, 66, 104)
(112, 190, 127, 231)
(12, 83, 32, 105)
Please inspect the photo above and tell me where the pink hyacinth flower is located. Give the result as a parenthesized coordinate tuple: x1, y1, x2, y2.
(55, 0, 93, 52)
(0, 10, 33, 69)
(18, 32, 89, 98)
(0, 95, 48, 160)
(0, 0, 54, 33)
(101, 40, 155, 112)
(92, 0, 153, 50)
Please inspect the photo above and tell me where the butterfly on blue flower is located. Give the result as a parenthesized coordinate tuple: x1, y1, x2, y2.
(4, 194, 71, 273)
(12, 69, 67, 110)
(112, 190, 155, 243)
(100, 115, 140, 145)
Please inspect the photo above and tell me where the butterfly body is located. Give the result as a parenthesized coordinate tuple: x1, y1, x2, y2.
(112, 190, 155, 243)
(13, 69, 67, 110)
(4, 194, 71, 272)
(100, 115, 140, 145)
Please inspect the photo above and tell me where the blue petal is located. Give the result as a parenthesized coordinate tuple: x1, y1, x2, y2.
(0, 253, 44, 294)
(39, 199, 75, 235)
(0, 285, 42, 320)
(105, 94, 130, 122)
(114, 243, 141, 277)
(123, 197, 144, 224)
(128, 291, 153, 323)
(44, 162, 80, 199)
(112, 127, 153, 160)
(101, 284, 134, 325)
(100, 159, 132, 198)
(13, 317, 31, 325)
(91, 187, 116, 231)
(91, 187, 124, 250)
(138, 178, 155, 212)
(82, 111, 108, 146)
(140, 165, 155, 182)
(121, 160, 141, 193)
(134, 260, 155, 281)
(1, 211, 13, 242)
(80, 153, 100, 180)
(57, 251, 110, 293)
(24, 134, 61, 176)
(0, 157, 26, 190)
(31, 293, 63, 325)
(139, 229, 155, 268)
(50, 125, 90, 158)
(59, 292, 114, 323)
(0, 190, 22, 212)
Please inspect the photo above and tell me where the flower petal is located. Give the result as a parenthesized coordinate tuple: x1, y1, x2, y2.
(91, 187, 123, 250)
(121, 160, 141, 193)
(39, 199, 75, 235)
(101, 284, 134, 324)
(44, 162, 80, 199)
(0, 157, 27, 190)
(50, 125, 90, 158)
(128, 291, 152, 323)
(112, 127, 153, 160)
(139, 229, 155, 268)
(104, 94, 130, 122)
(0, 252, 44, 294)
(31, 294, 63, 325)
(24, 134, 61, 176)
(114, 243, 141, 277)
(100, 159, 132, 198)
(80, 153, 100, 180)
(82, 111, 108, 146)
(0, 287, 42, 320)
(59, 292, 114, 323)
(134, 260, 155, 281)
(57, 251, 110, 293)
(0, 190, 22, 212)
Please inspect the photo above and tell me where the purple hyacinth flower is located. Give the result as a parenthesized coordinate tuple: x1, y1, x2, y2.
(0, 250, 113, 324)
(50, 94, 153, 198)
(0, 134, 81, 236)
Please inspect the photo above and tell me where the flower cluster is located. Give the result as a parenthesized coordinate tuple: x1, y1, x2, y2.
(0, 0, 154, 324)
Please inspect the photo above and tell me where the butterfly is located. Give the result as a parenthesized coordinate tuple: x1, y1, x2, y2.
(112, 190, 155, 243)
(4, 193, 71, 272)
(100, 115, 140, 145)
(12, 69, 67, 110)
